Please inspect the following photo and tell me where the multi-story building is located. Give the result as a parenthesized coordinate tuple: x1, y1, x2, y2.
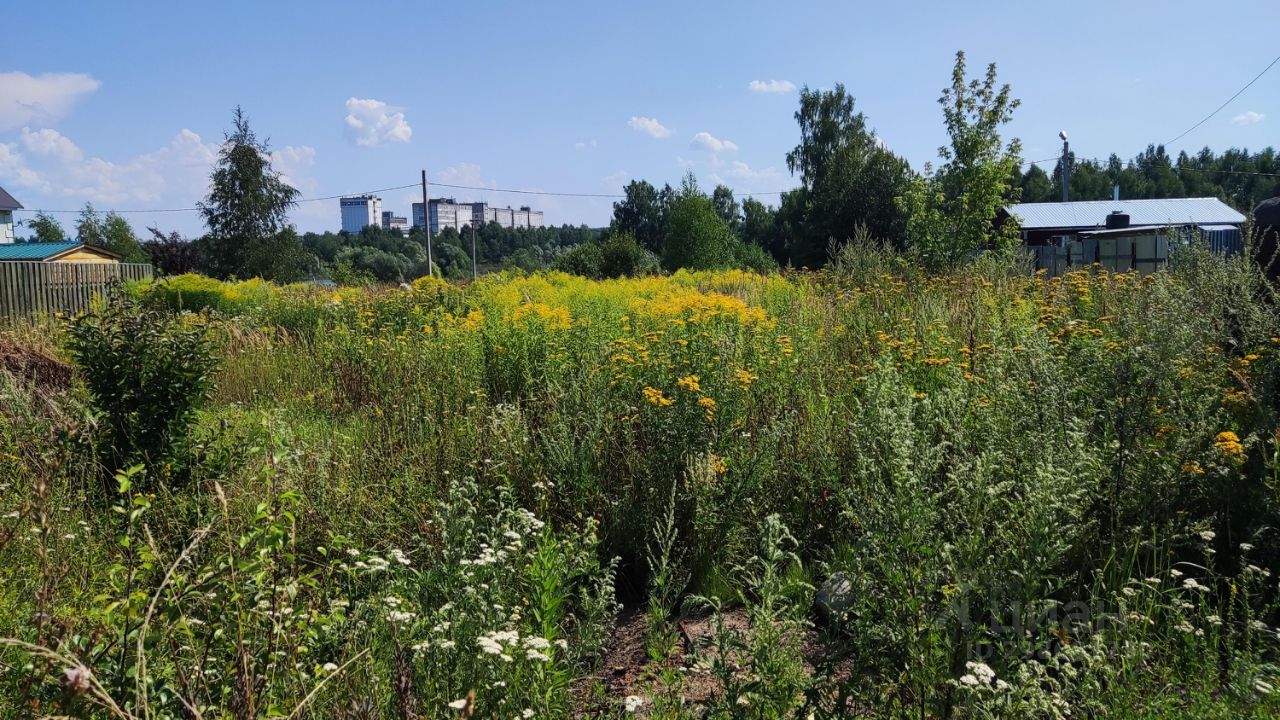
(340, 195, 382, 234)
(0, 185, 22, 244)
(381, 211, 409, 235)
(413, 199, 545, 233)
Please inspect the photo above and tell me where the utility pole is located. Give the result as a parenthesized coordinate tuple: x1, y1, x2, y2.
(470, 222, 478, 281)
(1059, 131, 1070, 202)
(421, 169, 434, 275)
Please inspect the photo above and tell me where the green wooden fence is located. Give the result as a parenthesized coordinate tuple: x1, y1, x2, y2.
(0, 262, 153, 317)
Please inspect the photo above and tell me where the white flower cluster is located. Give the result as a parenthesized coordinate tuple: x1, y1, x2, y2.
(959, 660, 1005, 689)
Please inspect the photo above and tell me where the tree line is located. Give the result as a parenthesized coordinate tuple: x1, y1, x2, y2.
(17, 54, 1280, 279)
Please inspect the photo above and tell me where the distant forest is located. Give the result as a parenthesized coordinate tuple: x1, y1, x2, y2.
(1014, 145, 1280, 210)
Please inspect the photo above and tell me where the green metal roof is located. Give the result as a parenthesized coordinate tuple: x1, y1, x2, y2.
(0, 241, 85, 260)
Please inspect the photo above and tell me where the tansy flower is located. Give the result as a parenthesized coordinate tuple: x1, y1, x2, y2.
(643, 387, 673, 407)
(698, 396, 716, 421)
(677, 375, 701, 393)
(1214, 431, 1244, 458)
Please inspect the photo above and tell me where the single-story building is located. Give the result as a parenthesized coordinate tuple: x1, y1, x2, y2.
(0, 185, 22, 245)
(0, 241, 121, 264)
(1000, 197, 1247, 276)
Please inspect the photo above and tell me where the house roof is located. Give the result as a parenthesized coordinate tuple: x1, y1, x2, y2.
(0, 241, 120, 261)
(0, 186, 22, 211)
(1004, 197, 1245, 230)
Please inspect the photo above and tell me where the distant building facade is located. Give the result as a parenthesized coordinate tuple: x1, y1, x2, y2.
(340, 195, 382, 234)
(0, 185, 23, 244)
(412, 199, 545, 234)
(381, 211, 409, 235)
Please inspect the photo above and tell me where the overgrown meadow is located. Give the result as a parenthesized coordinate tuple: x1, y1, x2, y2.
(5, 245, 1280, 718)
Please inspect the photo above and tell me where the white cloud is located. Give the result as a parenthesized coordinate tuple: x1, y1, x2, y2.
(575, 139, 598, 151)
(604, 170, 628, 189)
(19, 127, 84, 163)
(433, 163, 495, 190)
(0, 71, 100, 131)
(690, 132, 738, 154)
(1231, 111, 1265, 125)
(748, 79, 796, 94)
(270, 145, 318, 196)
(628, 116, 672, 139)
(343, 97, 413, 147)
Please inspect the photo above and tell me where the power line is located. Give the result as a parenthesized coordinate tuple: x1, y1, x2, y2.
(1163, 52, 1280, 147)
(13, 182, 423, 215)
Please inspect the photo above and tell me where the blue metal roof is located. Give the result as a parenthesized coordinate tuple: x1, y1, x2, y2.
(0, 241, 85, 260)
(1004, 197, 1245, 230)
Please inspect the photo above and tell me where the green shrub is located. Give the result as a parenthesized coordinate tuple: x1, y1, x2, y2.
(599, 232, 661, 278)
(552, 241, 604, 277)
(66, 295, 217, 485)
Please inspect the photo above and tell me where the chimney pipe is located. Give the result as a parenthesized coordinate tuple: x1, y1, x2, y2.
(1113, 184, 1120, 202)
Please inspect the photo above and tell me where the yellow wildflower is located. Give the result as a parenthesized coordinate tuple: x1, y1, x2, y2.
(643, 387, 673, 407)
(677, 375, 701, 393)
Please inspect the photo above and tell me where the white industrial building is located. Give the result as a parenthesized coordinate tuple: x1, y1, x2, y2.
(412, 199, 545, 234)
(381, 211, 409, 235)
(340, 195, 382, 233)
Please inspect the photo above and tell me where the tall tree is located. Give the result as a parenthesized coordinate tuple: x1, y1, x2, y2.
(782, 83, 913, 266)
(662, 174, 735, 271)
(25, 212, 66, 243)
(611, 180, 672, 253)
(76, 203, 149, 262)
(902, 51, 1022, 268)
(197, 107, 302, 279)
(711, 185, 741, 230)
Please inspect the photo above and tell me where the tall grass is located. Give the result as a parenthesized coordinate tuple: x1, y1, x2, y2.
(3, 246, 1280, 717)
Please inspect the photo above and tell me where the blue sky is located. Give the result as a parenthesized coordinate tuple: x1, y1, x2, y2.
(3, 0, 1277, 236)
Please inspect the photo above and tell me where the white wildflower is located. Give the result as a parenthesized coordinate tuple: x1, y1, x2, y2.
(322, 662, 339, 672)
(1199, 530, 1216, 542)
(624, 695, 644, 712)
(1241, 543, 1255, 552)
(525, 649, 551, 662)
(447, 698, 468, 709)
(1170, 569, 1183, 579)
(959, 674, 979, 686)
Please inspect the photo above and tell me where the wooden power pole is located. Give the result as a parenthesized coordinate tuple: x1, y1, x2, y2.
(421, 169, 433, 275)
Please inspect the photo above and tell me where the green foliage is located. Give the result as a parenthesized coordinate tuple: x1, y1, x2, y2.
(7, 246, 1280, 717)
(903, 51, 1023, 269)
(197, 107, 302, 280)
(23, 211, 65, 243)
(65, 295, 217, 485)
(76, 204, 150, 263)
(782, 83, 914, 264)
(612, 179, 675, 254)
(329, 258, 376, 286)
(663, 181, 736, 271)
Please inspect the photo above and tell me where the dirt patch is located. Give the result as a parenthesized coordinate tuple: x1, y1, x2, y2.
(0, 335, 73, 391)
(572, 606, 792, 717)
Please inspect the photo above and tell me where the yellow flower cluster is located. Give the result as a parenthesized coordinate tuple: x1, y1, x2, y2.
(643, 386, 673, 407)
(1214, 431, 1244, 458)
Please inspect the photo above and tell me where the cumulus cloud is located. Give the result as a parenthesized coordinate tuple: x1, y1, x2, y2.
(270, 145, 318, 196)
(690, 132, 738, 154)
(344, 97, 413, 147)
(628, 116, 672, 139)
(0, 71, 101, 131)
(575, 139, 598, 151)
(748, 79, 796, 94)
(0, 127, 318, 209)
(1231, 111, 1265, 125)
(604, 170, 629, 189)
